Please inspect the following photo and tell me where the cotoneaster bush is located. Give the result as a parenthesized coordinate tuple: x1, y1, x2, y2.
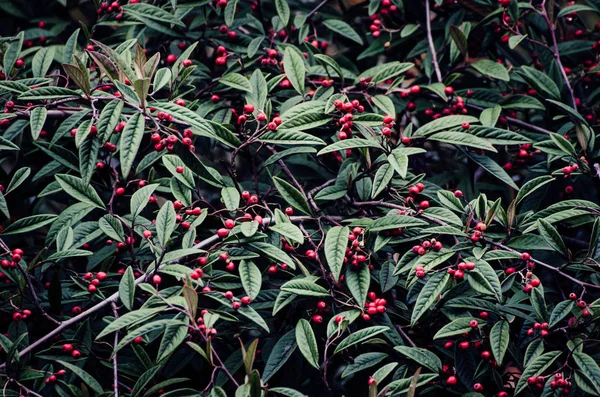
(1, 0, 600, 396)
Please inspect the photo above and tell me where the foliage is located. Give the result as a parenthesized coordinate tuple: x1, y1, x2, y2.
(1, 0, 600, 396)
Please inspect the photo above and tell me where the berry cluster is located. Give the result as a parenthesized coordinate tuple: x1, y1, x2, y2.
(12, 309, 32, 321)
(333, 99, 365, 142)
(97, 1, 129, 20)
(470, 221, 487, 242)
(526, 321, 549, 338)
(405, 182, 429, 210)
(411, 237, 443, 256)
(259, 48, 280, 66)
(447, 261, 476, 280)
(83, 271, 108, 293)
(561, 163, 580, 177)
(1, 247, 24, 270)
(61, 343, 82, 359)
(44, 369, 67, 384)
(362, 292, 387, 321)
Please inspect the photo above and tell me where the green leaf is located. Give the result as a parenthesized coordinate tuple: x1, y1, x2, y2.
(55, 361, 103, 394)
(518, 66, 560, 100)
(572, 351, 600, 395)
(322, 19, 363, 45)
(557, 4, 596, 17)
(394, 346, 442, 372)
(268, 222, 304, 244)
(537, 219, 567, 256)
(263, 330, 297, 382)
(471, 59, 510, 81)
(466, 152, 519, 190)
(6, 167, 30, 194)
(387, 149, 409, 179)
(241, 221, 260, 237)
(434, 317, 483, 339)
(371, 163, 395, 198)
(515, 351, 562, 394)
(163, 154, 195, 189)
(259, 130, 326, 146)
(345, 265, 370, 307)
(130, 183, 159, 219)
(509, 34, 527, 49)
(549, 300, 574, 328)
(31, 47, 55, 77)
(414, 115, 479, 136)
(2, 214, 57, 235)
(0, 191, 9, 219)
(3, 32, 23, 75)
(324, 226, 349, 282)
(428, 131, 497, 152)
(114, 320, 184, 354)
(549, 132, 576, 156)
(272, 176, 311, 215)
(220, 72, 253, 92)
(249, 242, 295, 269)
(19, 87, 79, 100)
(372, 95, 395, 116)
(247, 36, 264, 59)
(239, 260, 262, 300)
(531, 287, 548, 322)
(28, 106, 46, 142)
(515, 176, 555, 207)
(55, 174, 105, 209)
(295, 319, 319, 369)
(318, 138, 382, 155)
(156, 202, 177, 247)
(275, 0, 290, 26)
(314, 54, 344, 80)
(120, 112, 146, 178)
(119, 266, 136, 310)
(79, 136, 100, 184)
(341, 352, 388, 378)
(96, 308, 164, 339)
(490, 321, 509, 365)
(369, 215, 428, 232)
(283, 47, 305, 95)
(157, 324, 188, 362)
(479, 105, 502, 127)
(122, 2, 185, 26)
(221, 187, 240, 210)
(63, 29, 80, 64)
(281, 278, 329, 296)
(334, 326, 389, 354)
(410, 272, 449, 326)
(47, 249, 92, 261)
(99, 214, 125, 243)
(224, 0, 238, 26)
(152, 68, 172, 93)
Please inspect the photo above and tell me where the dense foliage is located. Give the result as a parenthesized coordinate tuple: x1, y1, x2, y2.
(1, 0, 600, 396)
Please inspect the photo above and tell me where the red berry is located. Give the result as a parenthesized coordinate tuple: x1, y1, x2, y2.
(166, 54, 177, 64)
(312, 315, 323, 323)
(224, 219, 235, 229)
(71, 350, 81, 359)
(217, 228, 229, 238)
(446, 376, 457, 385)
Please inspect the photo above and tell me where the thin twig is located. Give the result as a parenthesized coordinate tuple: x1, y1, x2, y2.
(306, 0, 330, 19)
(535, 3, 577, 110)
(111, 302, 120, 397)
(425, 0, 443, 83)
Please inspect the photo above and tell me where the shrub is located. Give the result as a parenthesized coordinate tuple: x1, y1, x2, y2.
(1, 0, 600, 396)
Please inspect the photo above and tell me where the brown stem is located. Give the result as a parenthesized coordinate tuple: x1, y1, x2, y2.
(425, 0, 443, 83)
